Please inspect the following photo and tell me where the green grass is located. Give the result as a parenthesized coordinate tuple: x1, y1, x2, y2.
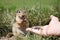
(0, 0, 60, 40)
(15, 34, 60, 40)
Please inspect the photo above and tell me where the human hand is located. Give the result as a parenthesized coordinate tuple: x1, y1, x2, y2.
(26, 15, 60, 36)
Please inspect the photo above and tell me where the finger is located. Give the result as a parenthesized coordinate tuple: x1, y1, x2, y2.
(32, 26, 42, 30)
(26, 28, 42, 35)
(50, 15, 54, 19)
(50, 15, 59, 21)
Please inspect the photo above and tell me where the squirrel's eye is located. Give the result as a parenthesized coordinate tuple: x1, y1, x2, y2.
(16, 10, 21, 13)
(19, 11, 20, 13)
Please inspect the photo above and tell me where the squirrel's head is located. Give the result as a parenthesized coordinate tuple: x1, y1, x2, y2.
(16, 10, 28, 23)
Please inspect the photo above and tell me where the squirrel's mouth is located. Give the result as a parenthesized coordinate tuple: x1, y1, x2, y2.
(23, 20, 26, 22)
(18, 16, 27, 22)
